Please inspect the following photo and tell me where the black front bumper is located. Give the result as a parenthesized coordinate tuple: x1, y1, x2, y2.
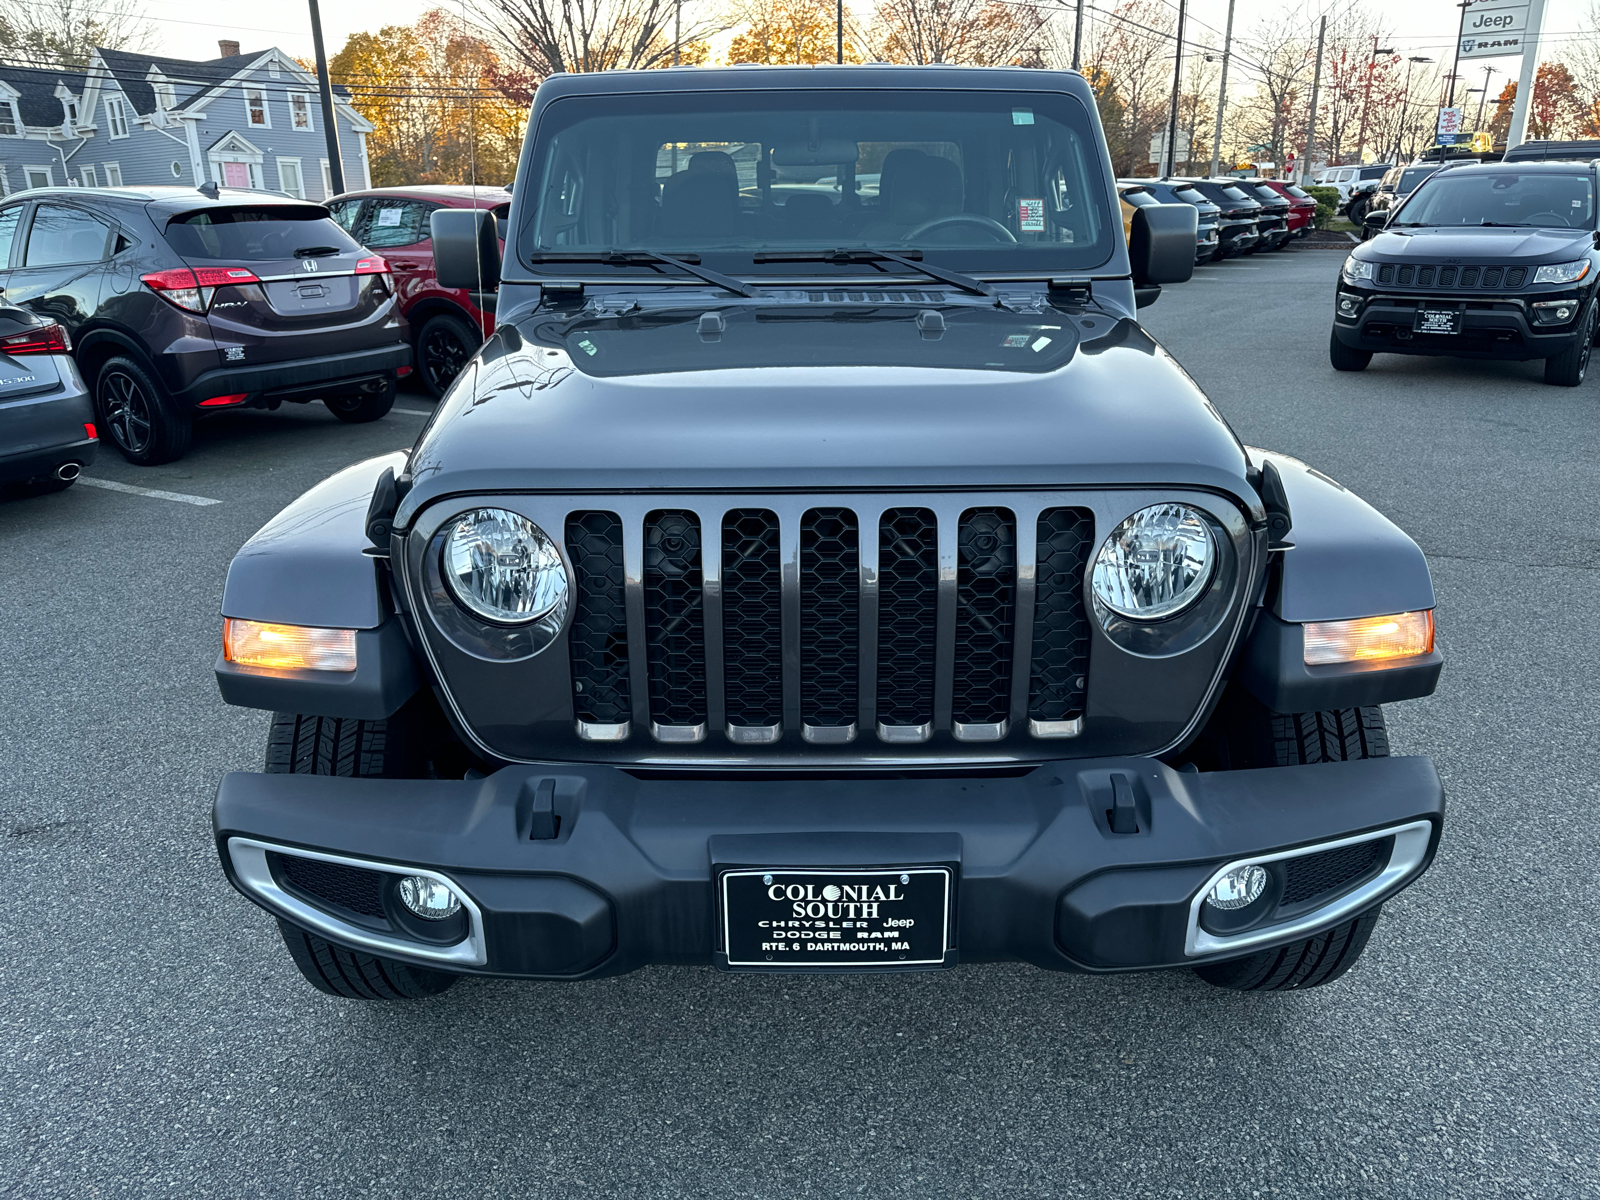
(215, 755, 1444, 979)
(1335, 293, 1585, 361)
(173, 343, 413, 407)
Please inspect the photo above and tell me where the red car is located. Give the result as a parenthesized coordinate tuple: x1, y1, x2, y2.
(328, 185, 511, 398)
(1251, 179, 1318, 238)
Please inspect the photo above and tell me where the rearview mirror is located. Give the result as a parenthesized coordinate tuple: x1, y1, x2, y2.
(1129, 204, 1197, 303)
(431, 208, 501, 292)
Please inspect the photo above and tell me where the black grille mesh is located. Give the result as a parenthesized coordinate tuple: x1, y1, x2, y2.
(566, 512, 630, 725)
(277, 854, 386, 917)
(643, 510, 706, 728)
(1028, 508, 1093, 722)
(1460, 266, 1480, 286)
(1481, 266, 1503, 288)
(1281, 837, 1390, 906)
(1505, 267, 1527, 287)
(876, 508, 937, 727)
(952, 508, 1016, 726)
(1373, 262, 1525, 291)
(722, 509, 783, 727)
(800, 508, 859, 728)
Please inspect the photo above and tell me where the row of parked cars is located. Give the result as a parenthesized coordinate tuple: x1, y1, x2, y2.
(1118, 176, 1319, 265)
(0, 180, 507, 492)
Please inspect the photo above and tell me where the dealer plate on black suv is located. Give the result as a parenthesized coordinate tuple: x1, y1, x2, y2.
(721, 867, 952, 969)
(1415, 306, 1463, 335)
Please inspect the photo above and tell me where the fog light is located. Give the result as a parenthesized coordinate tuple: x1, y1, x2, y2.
(1205, 864, 1267, 910)
(223, 618, 357, 672)
(397, 875, 462, 920)
(1532, 300, 1576, 326)
(1338, 296, 1358, 316)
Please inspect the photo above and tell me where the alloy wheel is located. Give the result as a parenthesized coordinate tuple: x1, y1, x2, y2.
(421, 326, 470, 393)
(101, 370, 153, 454)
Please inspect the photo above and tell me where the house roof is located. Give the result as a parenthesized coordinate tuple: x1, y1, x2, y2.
(0, 64, 90, 126)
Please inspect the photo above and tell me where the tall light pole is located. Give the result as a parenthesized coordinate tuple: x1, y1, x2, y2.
(1162, 0, 1188, 176)
(1355, 41, 1393, 163)
(1447, 0, 1469, 109)
(836, 0, 843, 63)
(1072, 0, 1084, 70)
(673, 0, 681, 65)
(1207, 0, 1237, 177)
(1299, 15, 1326, 185)
(1397, 56, 1432, 161)
(308, 0, 344, 195)
(1475, 64, 1499, 130)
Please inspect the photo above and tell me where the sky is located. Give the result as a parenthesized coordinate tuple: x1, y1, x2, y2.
(150, 0, 1592, 93)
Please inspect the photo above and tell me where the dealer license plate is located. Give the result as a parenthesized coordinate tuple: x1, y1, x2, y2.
(721, 867, 952, 969)
(1415, 307, 1462, 335)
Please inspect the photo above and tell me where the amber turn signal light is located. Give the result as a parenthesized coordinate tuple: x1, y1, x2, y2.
(223, 618, 357, 672)
(1302, 611, 1434, 666)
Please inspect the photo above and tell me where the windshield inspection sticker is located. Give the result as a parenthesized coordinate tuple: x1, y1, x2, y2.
(1003, 333, 1030, 348)
(1012, 109, 1034, 125)
(1031, 336, 1053, 352)
(576, 338, 598, 356)
(1018, 199, 1045, 231)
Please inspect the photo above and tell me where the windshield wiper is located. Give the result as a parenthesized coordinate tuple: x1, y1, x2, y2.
(751, 248, 995, 297)
(1478, 221, 1537, 227)
(527, 250, 754, 297)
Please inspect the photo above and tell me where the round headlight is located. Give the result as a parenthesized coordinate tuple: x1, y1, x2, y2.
(1092, 504, 1215, 620)
(442, 508, 568, 624)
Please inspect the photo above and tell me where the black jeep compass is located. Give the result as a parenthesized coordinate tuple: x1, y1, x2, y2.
(0, 186, 412, 463)
(1331, 159, 1600, 385)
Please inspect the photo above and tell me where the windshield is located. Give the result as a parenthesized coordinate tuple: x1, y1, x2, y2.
(164, 206, 361, 261)
(519, 89, 1115, 277)
(1398, 167, 1436, 193)
(1396, 171, 1595, 227)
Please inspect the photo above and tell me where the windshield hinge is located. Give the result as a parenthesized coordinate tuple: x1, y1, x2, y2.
(1049, 279, 1092, 305)
(540, 280, 584, 302)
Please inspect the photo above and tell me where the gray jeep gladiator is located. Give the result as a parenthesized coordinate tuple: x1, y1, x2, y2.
(212, 66, 1445, 1000)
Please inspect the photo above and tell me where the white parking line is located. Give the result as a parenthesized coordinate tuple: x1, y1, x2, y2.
(77, 477, 221, 506)
(392, 406, 436, 417)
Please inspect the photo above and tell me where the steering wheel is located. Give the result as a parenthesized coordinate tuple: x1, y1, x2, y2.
(904, 213, 1019, 244)
(1523, 211, 1570, 227)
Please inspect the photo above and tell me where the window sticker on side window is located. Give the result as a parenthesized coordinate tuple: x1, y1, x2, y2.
(1018, 199, 1045, 231)
(374, 207, 403, 227)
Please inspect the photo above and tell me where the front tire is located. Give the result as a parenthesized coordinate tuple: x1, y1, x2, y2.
(1329, 328, 1372, 372)
(1543, 301, 1596, 387)
(324, 375, 396, 423)
(1347, 196, 1371, 226)
(1194, 909, 1382, 991)
(416, 313, 480, 399)
(277, 919, 456, 1000)
(96, 355, 191, 465)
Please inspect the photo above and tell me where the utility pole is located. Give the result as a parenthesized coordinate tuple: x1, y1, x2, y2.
(308, 0, 344, 195)
(1447, 0, 1468, 109)
(836, 0, 843, 63)
(1072, 0, 1084, 70)
(1299, 15, 1326, 185)
(1355, 41, 1393, 163)
(673, 0, 681, 65)
(1207, 0, 1236, 176)
(1507, 0, 1547, 147)
(1162, 0, 1187, 176)
(1475, 65, 1499, 130)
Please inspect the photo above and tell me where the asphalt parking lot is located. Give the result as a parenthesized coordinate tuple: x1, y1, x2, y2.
(4, 248, 1598, 1199)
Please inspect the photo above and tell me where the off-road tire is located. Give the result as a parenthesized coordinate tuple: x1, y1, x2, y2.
(1194, 908, 1382, 991)
(1329, 328, 1372, 372)
(277, 919, 456, 1000)
(1269, 705, 1389, 765)
(417, 312, 480, 399)
(1543, 300, 1596, 387)
(96, 355, 192, 465)
(324, 376, 396, 423)
(266, 711, 411, 777)
(1347, 196, 1371, 227)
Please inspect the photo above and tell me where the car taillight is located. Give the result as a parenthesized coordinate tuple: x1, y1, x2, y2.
(84, 423, 97, 440)
(141, 267, 207, 312)
(0, 322, 70, 354)
(142, 265, 259, 313)
(354, 256, 390, 276)
(199, 393, 248, 407)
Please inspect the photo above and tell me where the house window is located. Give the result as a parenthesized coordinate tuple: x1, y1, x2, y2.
(0, 101, 17, 136)
(290, 93, 312, 131)
(245, 88, 269, 127)
(277, 158, 303, 199)
(321, 159, 333, 198)
(24, 167, 51, 189)
(104, 162, 122, 187)
(81, 165, 97, 187)
(105, 97, 129, 139)
(0, 167, 9, 196)
(65, 100, 78, 127)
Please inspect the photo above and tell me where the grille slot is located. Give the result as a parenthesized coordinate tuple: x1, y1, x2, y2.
(1438, 266, 1457, 286)
(566, 512, 631, 727)
(1397, 265, 1414, 285)
(876, 507, 938, 730)
(1416, 266, 1435, 286)
(1505, 267, 1527, 288)
(721, 509, 783, 729)
(1460, 266, 1480, 286)
(799, 508, 860, 734)
(643, 510, 707, 734)
(1028, 508, 1094, 728)
(276, 854, 386, 917)
(1377, 264, 1394, 284)
(1281, 837, 1391, 906)
(952, 507, 1016, 731)
(1481, 266, 1503, 288)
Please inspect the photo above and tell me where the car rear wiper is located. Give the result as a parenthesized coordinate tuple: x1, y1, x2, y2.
(294, 245, 340, 257)
(527, 250, 754, 297)
(752, 248, 995, 297)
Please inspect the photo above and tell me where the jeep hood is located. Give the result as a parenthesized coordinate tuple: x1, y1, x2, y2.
(1363, 224, 1591, 261)
(396, 305, 1253, 525)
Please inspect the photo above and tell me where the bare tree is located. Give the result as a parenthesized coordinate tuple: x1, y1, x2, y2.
(0, 0, 152, 68)
(871, 0, 1048, 67)
(1081, 0, 1177, 175)
(467, 0, 721, 77)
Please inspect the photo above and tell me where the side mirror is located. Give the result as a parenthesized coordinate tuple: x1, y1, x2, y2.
(1363, 209, 1390, 232)
(1129, 204, 1197, 304)
(431, 208, 501, 292)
